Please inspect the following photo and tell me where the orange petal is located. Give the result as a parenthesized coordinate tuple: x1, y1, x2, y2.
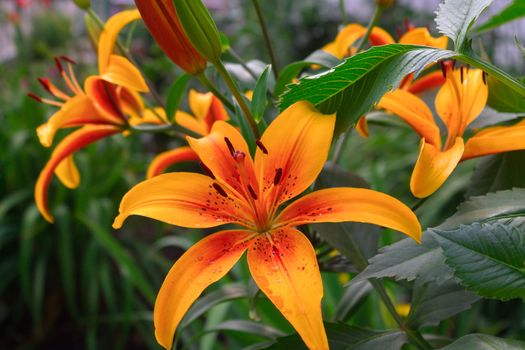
(100, 54, 149, 92)
(112, 172, 254, 229)
(334, 24, 367, 58)
(435, 68, 488, 142)
(98, 9, 141, 73)
(463, 124, 525, 160)
(276, 188, 421, 242)
(254, 101, 335, 210)
(407, 71, 445, 94)
(410, 137, 464, 198)
(36, 94, 105, 147)
(247, 227, 328, 350)
(356, 116, 369, 138)
(118, 86, 145, 119)
(399, 27, 448, 49)
(146, 146, 199, 178)
(378, 90, 441, 147)
(187, 121, 257, 198)
(369, 26, 396, 46)
(188, 90, 229, 133)
(35, 125, 121, 223)
(55, 155, 80, 189)
(155, 229, 253, 350)
(84, 76, 127, 125)
(175, 110, 208, 135)
(129, 107, 167, 126)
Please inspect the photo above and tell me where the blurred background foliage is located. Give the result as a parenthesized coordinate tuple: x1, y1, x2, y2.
(0, 0, 524, 349)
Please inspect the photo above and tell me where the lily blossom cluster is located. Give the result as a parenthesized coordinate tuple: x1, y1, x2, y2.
(30, 9, 152, 222)
(113, 101, 422, 350)
(378, 62, 525, 197)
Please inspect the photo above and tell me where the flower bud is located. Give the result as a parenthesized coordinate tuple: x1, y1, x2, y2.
(375, 0, 395, 8)
(172, 0, 223, 64)
(72, 0, 91, 10)
(135, 0, 207, 75)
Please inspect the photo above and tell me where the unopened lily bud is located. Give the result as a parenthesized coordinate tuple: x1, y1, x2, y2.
(375, 0, 395, 8)
(135, 0, 207, 75)
(73, 0, 91, 10)
(172, 0, 222, 64)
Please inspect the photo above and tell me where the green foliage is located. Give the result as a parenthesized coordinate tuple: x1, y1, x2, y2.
(441, 334, 525, 350)
(475, 0, 525, 33)
(433, 222, 525, 301)
(487, 75, 525, 113)
(250, 65, 272, 122)
(166, 74, 191, 120)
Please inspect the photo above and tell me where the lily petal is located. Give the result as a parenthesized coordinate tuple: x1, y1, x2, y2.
(98, 9, 141, 73)
(399, 27, 448, 49)
(189, 90, 213, 122)
(100, 54, 149, 92)
(356, 116, 369, 138)
(254, 101, 335, 209)
(407, 71, 445, 94)
(112, 172, 253, 229)
(333, 24, 366, 59)
(463, 124, 525, 160)
(35, 125, 121, 223)
(36, 94, 105, 147)
(175, 110, 208, 136)
(378, 89, 441, 147)
(55, 155, 80, 189)
(247, 227, 328, 350)
(146, 146, 199, 179)
(84, 76, 127, 125)
(410, 137, 464, 198)
(276, 188, 421, 242)
(187, 121, 258, 198)
(369, 26, 396, 46)
(155, 229, 253, 350)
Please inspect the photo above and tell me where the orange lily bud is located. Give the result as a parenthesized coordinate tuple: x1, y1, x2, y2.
(135, 0, 207, 75)
(72, 0, 90, 10)
(172, 0, 223, 64)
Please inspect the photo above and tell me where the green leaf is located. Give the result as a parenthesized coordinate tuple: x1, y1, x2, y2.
(333, 280, 373, 322)
(440, 188, 525, 230)
(250, 65, 271, 122)
(475, 1, 525, 33)
(274, 50, 340, 98)
(266, 323, 406, 350)
(354, 234, 454, 285)
(166, 74, 190, 121)
(406, 277, 480, 328)
(441, 334, 525, 350)
(486, 75, 525, 113)
(279, 44, 525, 135)
(432, 222, 525, 301)
(435, 0, 493, 52)
(205, 320, 285, 340)
(465, 151, 525, 198)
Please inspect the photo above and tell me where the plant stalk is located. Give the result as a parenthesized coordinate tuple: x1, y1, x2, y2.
(355, 5, 383, 53)
(250, 0, 280, 79)
(197, 72, 236, 112)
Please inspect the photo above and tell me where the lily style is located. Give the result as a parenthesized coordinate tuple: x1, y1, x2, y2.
(147, 89, 229, 178)
(378, 63, 525, 198)
(113, 101, 422, 350)
(32, 9, 154, 222)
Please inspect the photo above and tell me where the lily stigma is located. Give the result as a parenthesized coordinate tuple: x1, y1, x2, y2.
(113, 101, 422, 350)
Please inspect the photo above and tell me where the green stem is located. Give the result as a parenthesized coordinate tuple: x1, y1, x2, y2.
(250, 0, 280, 79)
(339, 0, 348, 24)
(197, 72, 236, 112)
(214, 60, 260, 139)
(227, 48, 259, 81)
(355, 5, 383, 53)
(411, 197, 429, 212)
(343, 235, 434, 350)
(86, 9, 165, 108)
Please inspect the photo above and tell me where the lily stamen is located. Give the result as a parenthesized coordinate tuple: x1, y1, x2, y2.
(256, 139, 268, 154)
(212, 183, 228, 197)
(224, 137, 235, 156)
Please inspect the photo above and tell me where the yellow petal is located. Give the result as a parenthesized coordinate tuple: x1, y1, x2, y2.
(100, 55, 149, 92)
(254, 101, 335, 209)
(155, 229, 253, 350)
(247, 227, 328, 350)
(35, 125, 121, 223)
(399, 27, 448, 49)
(463, 124, 525, 160)
(55, 155, 80, 189)
(146, 146, 199, 178)
(276, 188, 422, 243)
(98, 9, 141, 73)
(369, 26, 396, 46)
(175, 110, 208, 136)
(112, 172, 254, 229)
(189, 89, 213, 122)
(378, 90, 441, 147)
(410, 137, 464, 198)
(118, 86, 145, 119)
(129, 107, 167, 126)
(334, 24, 366, 58)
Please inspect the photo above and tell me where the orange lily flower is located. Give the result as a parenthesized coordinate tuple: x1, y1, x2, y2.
(113, 101, 422, 350)
(32, 9, 156, 223)
(135, 0, 207, 75)
(378, 64, 525, 198)
(146, 89, 229, 178)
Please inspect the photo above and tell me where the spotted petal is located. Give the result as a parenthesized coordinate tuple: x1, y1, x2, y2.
(276, 188, 421, 242)
(247, 227, 328, 350)
(155, 229, 253, 350)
